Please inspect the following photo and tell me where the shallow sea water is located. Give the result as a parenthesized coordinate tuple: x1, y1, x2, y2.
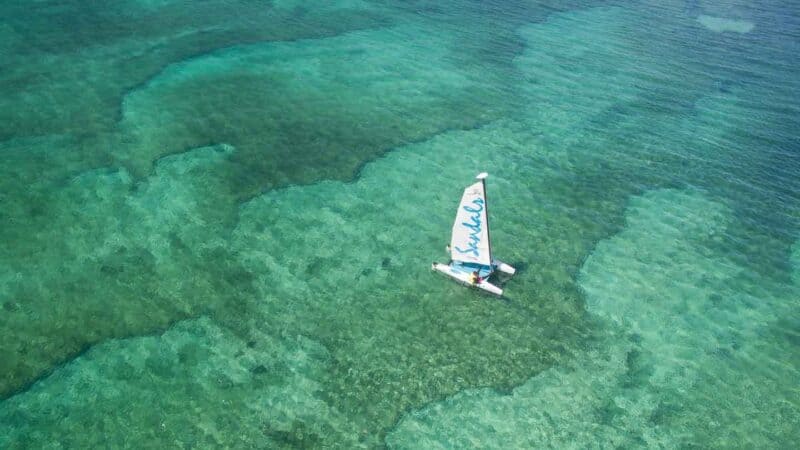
(1, 0, 799, 448)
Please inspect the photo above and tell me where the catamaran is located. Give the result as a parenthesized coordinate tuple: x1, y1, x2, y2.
(432, 172, 516, 295)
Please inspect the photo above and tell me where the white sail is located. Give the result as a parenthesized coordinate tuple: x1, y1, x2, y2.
(450, 179, 492, 266)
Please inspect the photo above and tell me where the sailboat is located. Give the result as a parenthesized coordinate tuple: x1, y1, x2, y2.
(432, 172, 516, 295)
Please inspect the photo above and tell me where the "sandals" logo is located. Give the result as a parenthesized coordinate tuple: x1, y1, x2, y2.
(455, 197, 484, 258)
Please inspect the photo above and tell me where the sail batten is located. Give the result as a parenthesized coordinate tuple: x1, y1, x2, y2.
(449, 179, 492, 266)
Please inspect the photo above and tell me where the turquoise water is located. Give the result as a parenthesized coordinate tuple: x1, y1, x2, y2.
(1, 0, 799, 447)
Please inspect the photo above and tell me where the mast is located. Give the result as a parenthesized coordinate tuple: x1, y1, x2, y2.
(476, 172, 492, 267)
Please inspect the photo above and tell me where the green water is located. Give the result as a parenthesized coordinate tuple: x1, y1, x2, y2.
(1, 0, 799, 448)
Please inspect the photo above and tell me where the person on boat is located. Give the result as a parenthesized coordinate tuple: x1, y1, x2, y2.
(470, 270, 482, 284)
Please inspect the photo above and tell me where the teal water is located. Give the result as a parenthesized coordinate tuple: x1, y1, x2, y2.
(1, 0, 799, 448)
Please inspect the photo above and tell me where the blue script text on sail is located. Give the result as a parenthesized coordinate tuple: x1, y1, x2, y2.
(455, 198, 484, 257)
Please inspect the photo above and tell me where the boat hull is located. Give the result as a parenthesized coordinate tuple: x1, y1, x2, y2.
(432, 262, 504, 296)
(493, 260, 516, 275)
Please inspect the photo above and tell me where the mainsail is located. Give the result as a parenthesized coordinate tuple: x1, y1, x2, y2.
(450, 178, 492, 266)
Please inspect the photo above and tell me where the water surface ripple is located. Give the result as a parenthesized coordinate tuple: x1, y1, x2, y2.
(1, 0, 798, 447)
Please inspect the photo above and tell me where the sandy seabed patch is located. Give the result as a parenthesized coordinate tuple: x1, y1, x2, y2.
(697, 14, 754, 33)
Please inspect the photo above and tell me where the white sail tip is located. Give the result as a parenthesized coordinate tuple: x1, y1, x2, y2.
(476, 172, 489, 180)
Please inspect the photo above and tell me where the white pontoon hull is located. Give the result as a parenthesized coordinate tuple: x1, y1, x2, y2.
(494, 260, 516, 275)
(432, 262, 504, 296)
